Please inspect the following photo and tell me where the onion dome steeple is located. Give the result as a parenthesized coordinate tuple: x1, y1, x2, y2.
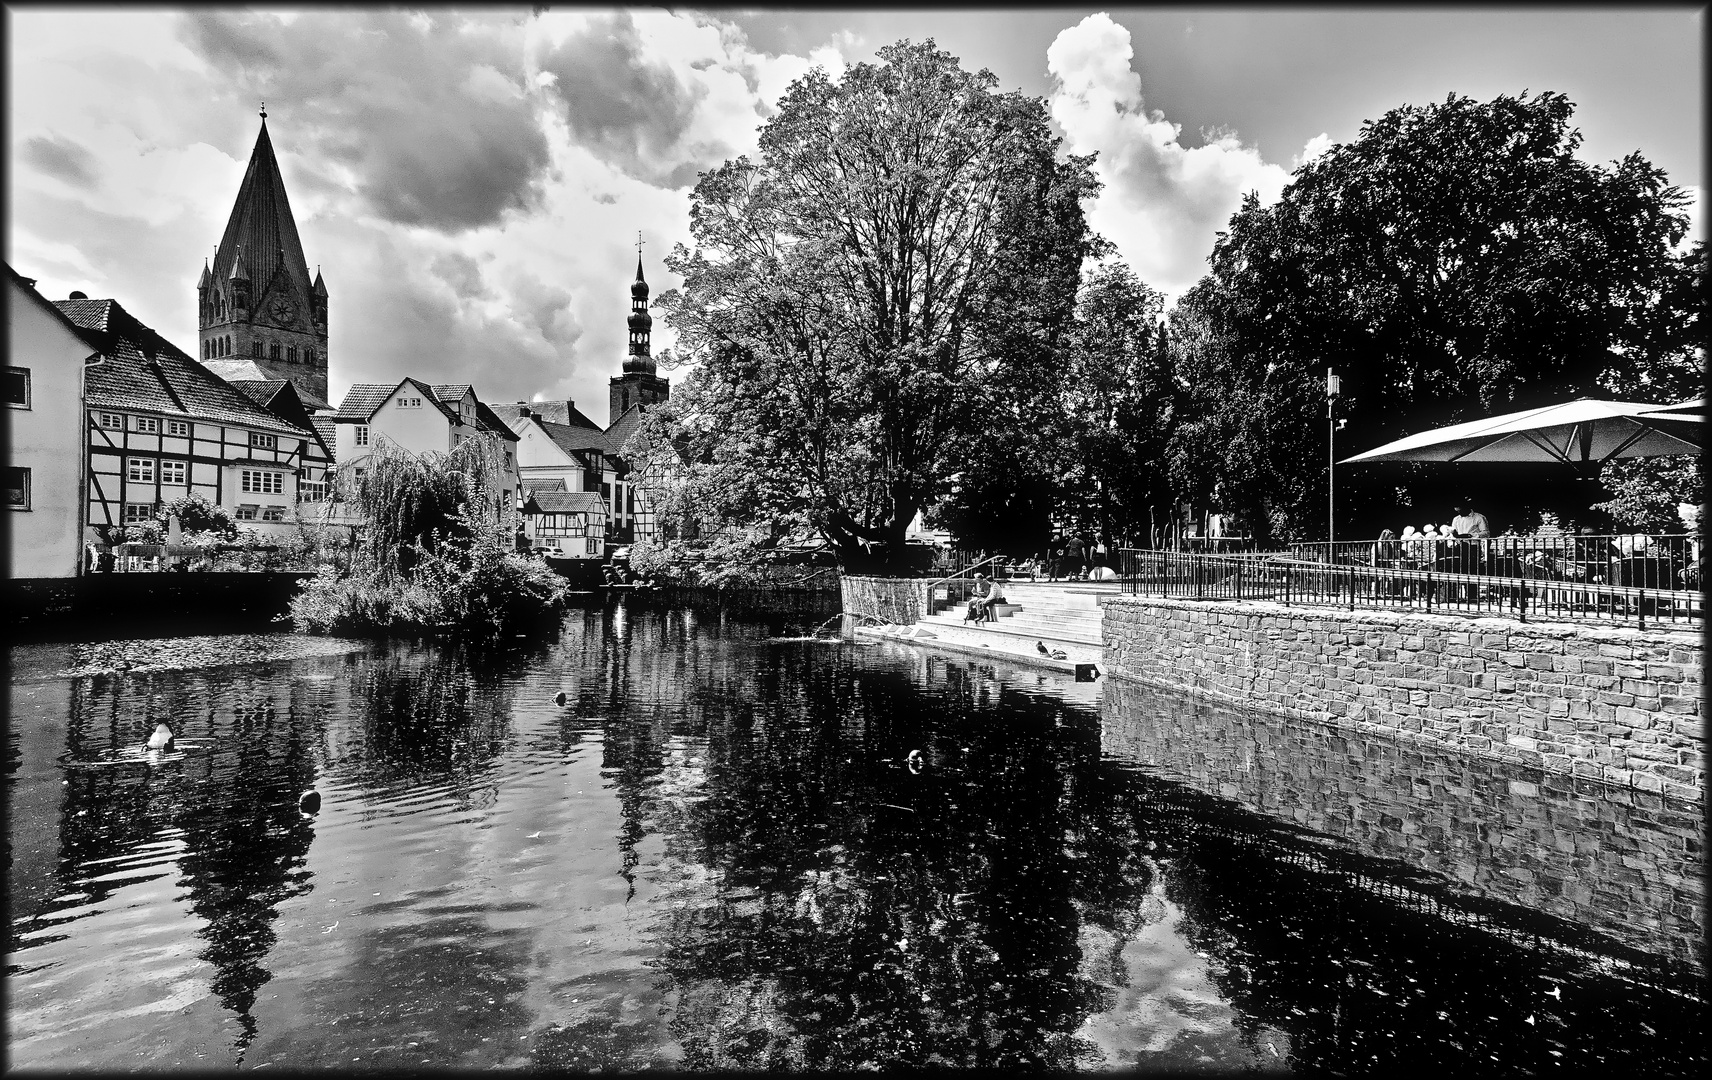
(623, 248, 655, 375)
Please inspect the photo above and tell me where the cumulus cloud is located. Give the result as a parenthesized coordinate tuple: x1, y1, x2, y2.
(1048, 13, 1319, 301)
(180, 9, 552, 232)
(527, 8, 846, 189)
(22, 134, 101, 189)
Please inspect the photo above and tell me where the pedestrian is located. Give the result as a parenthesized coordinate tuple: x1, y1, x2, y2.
(1063, 534, 1084, 577)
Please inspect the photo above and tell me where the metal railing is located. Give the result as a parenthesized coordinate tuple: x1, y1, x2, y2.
(1117, 534, 1703, 630)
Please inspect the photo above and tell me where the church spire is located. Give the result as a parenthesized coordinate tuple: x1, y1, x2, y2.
(624, 237, 654, 374)
(199, 111, 329, 408)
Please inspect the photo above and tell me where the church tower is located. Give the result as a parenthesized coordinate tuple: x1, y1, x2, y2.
(199, 107, 329, 408)
(608, 247, 670, 423)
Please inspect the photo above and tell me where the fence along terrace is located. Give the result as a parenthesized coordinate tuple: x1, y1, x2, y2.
(1116, 532, 1702, 630)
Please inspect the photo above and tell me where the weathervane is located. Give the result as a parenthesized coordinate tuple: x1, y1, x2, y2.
(636, 231, 644, 258)
(260, 100, 267, 120)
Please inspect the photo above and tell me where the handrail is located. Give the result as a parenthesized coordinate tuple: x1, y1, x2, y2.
(924, 553, 1005, 593)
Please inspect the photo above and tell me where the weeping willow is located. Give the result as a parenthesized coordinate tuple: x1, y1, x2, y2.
(333, 436, 503, 577)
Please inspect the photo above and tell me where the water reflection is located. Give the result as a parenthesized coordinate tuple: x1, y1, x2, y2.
(5, 598, 1704, 1072)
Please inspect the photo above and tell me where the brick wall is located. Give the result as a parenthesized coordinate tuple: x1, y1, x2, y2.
(1100, 678, 1703, 968)
(839, 575, 931, 626)
(1102, 597, 1703, 802)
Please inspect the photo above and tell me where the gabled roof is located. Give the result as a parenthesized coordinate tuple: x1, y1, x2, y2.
(525, 478, 567, 493)
(232, 379, 331, 461)
(53, 296, 312, 436)
(469, 398, 520, 442)
(333, 377, 459, 424)
(212, 118, 313, 312)
(310, 415, 337, 453)
(526, 491, 606, 515)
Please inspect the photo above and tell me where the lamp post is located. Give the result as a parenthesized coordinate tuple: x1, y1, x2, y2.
(1326, 367, 1341, 549)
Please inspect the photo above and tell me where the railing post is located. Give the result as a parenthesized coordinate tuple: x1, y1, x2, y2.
(1638, 587, 1646, 631)
(1425, 571, 1433, 613)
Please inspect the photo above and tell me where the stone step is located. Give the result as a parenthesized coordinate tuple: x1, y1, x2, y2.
(921, 612, 1102, 648)
(928, 605, 1101, 631)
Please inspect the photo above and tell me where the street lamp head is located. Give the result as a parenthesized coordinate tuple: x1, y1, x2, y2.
(1326, 368, 1342, 400)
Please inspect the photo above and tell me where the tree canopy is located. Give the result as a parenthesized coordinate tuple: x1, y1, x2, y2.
(656, 40, 1102, 572)
(1164, 91, 1700, 543)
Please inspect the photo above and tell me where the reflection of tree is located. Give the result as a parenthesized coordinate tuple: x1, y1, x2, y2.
(171, 684, 320, 1055)
(332, 643, 520, 804)
(32, 667, 327, 1057)
(640, 652, 1125, 1069)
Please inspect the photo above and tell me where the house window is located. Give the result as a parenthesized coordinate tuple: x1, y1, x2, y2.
(261, 506, 287, 522)
(3, 466, 28, 509)
(234, 505, 259, 521)
(253, 341, 264, 357)
(354, 425, 369, 447)
(123, 503, 154, 524)
(167, 420, 190, 437)
(134, 416, 160, 434)
(269, 342, 282, 360)
(160, 460, 187, 485)
(298, 480, 326, 502)
(3, 367, 28, 408)
(397, 396, 422, 409)
(286, 346, 298, 363)
(586, 538, 600, 556)
(504, 451, 513, 467)
(250, 432, 277, 450)
(97, 412, 122, 429)
(127, 457, 155, 482)
(242, 470, 284, 494)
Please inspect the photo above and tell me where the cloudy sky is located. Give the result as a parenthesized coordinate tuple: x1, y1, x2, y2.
(8, 6, 1701, 423)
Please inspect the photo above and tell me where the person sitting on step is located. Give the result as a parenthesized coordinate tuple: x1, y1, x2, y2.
(965, 573, 994, 623)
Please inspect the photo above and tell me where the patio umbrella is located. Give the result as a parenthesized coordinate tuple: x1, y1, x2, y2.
(1340, 398, 1703, 467)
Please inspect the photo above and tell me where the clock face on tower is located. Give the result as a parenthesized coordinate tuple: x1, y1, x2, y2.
(271, 299, 296, 324)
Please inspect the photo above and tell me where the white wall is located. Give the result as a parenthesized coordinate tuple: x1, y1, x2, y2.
(6, 277, 89, 578)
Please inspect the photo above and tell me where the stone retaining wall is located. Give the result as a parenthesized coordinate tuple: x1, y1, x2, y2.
(1103, 597, 1703, 802)
(1100, 678, 1703, 969)
(839, 575, 932, 625)
(5, 572, 316, 636)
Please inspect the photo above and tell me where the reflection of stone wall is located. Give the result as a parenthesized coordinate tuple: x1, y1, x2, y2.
(1103, 598, 1703, 801)
(840, 575, 931, 625)
(1100, 678, 1704, 968)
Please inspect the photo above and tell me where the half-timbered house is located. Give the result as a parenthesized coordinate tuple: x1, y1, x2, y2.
(53, 294, 331, 538)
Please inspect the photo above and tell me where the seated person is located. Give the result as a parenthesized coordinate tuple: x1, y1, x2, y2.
(965, 573, 994, 622)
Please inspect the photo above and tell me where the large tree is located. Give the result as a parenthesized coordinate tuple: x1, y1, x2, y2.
(656, 40, 1102, 572)
(1165, 91, 1698, 543)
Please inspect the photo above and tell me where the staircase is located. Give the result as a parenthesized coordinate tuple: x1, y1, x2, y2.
(902, 579, 1115, 669)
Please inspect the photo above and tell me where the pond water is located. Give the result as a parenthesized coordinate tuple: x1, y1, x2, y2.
(5, 598, 1704, 1072)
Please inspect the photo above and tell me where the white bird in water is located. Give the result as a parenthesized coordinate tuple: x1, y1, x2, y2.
(146, 724, 174, 751)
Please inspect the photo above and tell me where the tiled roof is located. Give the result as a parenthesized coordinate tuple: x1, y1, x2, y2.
(471, 398, 520, 441)
(54, 297, 312, 437)
(230, 379, 289, 407)
(311, 415, 337, 453)
(535, 417, 612, 455)
(54, 297, 113, 330)
(525, 478, 567, 493)
(491, 400, 603, 431)
(529, 491, 605, 515)
(604, 403, 646, 454)
(333, 378, 458, 424)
